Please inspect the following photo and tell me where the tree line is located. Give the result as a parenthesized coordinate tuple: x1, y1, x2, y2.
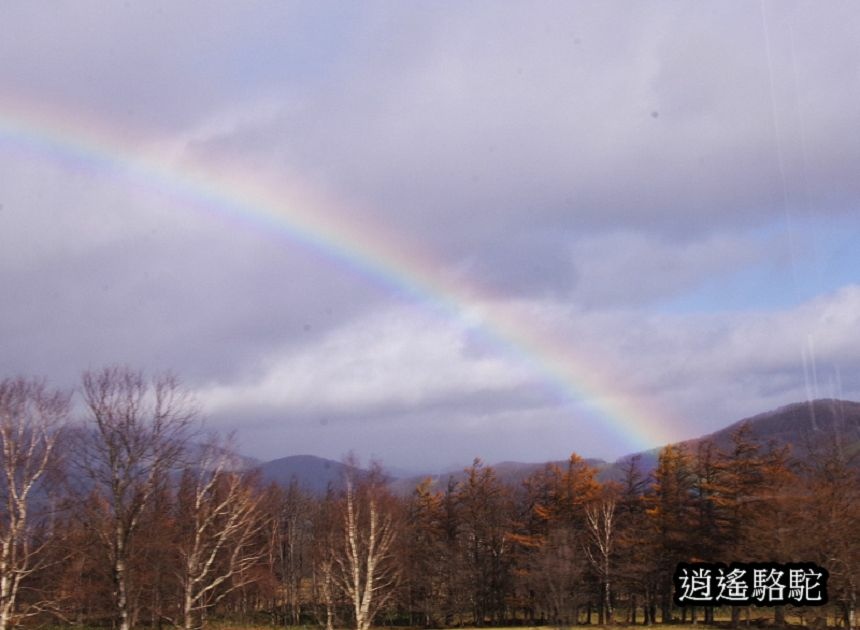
(0, 368, 857, 630)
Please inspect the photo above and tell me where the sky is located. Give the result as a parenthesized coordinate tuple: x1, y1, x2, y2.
(2, 1, 860, 473)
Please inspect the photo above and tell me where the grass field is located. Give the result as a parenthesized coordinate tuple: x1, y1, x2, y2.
(204, 617, 838, 630)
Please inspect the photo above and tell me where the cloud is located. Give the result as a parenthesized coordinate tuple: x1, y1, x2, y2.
(574, 284, 860, 439)
(199, 304, 539, 416)
(0, 150, 385, 386)
(568, 230, 784, 307)
(150, 1, 860, 305)
(2, 2, 860, 469)
(193, 283, 860, 467)
(221, 3, 859, 223)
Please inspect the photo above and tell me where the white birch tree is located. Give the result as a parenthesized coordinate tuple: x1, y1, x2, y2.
(176, 441, 263, 630)
(585, 496, 616, 624)
(77, 367, 195, 630)
(0, 378, 68, 630)
(333, 466, 399, 630)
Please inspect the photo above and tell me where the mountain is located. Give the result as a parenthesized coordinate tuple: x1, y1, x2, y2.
(690, 398, 860, 452)
(602, 398, 860, 482)
(251, 399, 860, 494)
(255, 454, 355, 493)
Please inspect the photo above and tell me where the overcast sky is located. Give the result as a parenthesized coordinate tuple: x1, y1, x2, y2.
(2, 1, 859, 472)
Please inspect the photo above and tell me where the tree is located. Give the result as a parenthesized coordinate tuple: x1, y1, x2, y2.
(585, 492, 617, 624)
(76, 367, 195, 630)
(266, 479, 314, 626)
(136, 468, 177, 630)
(518, 463, 585, 626)
(401, 478, 448, 627)
(0, 378, 69, 630)
(310, 487, 340, 630)
(711, 425, 794, 628)
(175, 439, 263, 630)
(646, 444, 695, 623)
(559, 454, 601, 524)
(456, 459, 513, 626)
(797, 431, 859, 630)
(334, 464, 400, 630)
(560, 454, 602, 623)
(614, 455, 650, 625)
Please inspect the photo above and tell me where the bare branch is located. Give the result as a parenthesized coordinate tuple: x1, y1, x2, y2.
(0, 377, 69, 630)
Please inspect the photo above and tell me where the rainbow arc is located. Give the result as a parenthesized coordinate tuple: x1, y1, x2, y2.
(0, 97, 679, 451)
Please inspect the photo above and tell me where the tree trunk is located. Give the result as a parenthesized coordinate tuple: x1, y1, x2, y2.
(115, 551, 131, 630)
(0, 380, 66, 630)
(844, 597, 856, 630)
(661, 591, 671, 624)
(774, 605, 785, 626)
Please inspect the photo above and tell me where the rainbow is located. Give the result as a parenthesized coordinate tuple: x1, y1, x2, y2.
(0, 96, 680, 452)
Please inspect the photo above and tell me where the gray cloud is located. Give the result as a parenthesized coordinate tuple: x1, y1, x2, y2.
(0, 155, 386, 387)
(158, 1, 860, 304)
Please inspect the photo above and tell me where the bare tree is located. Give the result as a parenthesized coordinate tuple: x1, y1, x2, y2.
(311, 489, 340, 630)
(531, 525, 585, 625)
(76, 367, 195, 630)
(585, 496, 616, 625)
(0, 378, 69, 630)
(317, 557, 337, 630)
(176, 439, 263, 630)
(334, 465, 399, 630)
(267, 480, 314, 626)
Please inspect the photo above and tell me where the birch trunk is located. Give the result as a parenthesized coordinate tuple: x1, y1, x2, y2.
(0, 379, 67, 630)
(177, 444, 262, 630)
(585, 498, 616, 626)
(334, 471, 399, 630)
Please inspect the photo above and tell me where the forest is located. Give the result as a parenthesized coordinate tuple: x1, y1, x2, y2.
(0, 368, 857, 630)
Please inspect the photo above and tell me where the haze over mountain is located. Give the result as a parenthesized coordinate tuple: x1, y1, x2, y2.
(250, 398, 860, 494)
(693, 398, 860, 449)
(257, 454, 355, 493)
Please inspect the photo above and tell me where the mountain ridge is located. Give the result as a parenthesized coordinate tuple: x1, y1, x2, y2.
(249, 398, 860, 493)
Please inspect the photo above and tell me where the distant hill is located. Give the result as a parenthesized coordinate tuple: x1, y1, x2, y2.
(691, 398, 860, 452)
(185, 442, 261, 471)
(256, 454, 354, 493)
(601, 398, 860, 482)
(251, 400, 860, 495)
